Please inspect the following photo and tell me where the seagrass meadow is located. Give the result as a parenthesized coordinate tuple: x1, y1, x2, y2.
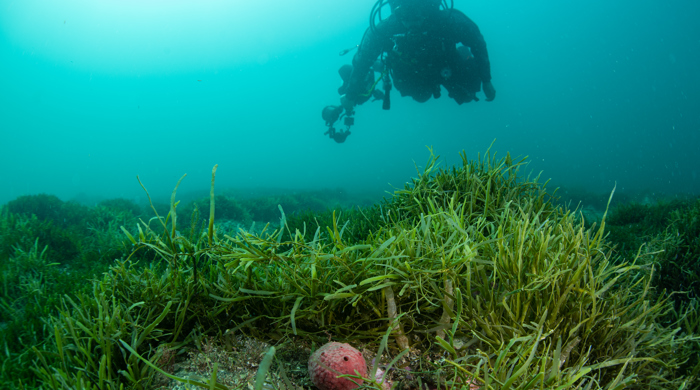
(1, 148, 700, 390)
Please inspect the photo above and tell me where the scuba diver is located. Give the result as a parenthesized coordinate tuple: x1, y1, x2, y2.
(322, 0, 496, 143)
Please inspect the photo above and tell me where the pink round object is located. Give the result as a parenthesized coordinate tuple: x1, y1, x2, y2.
(309, 342, 368, 390)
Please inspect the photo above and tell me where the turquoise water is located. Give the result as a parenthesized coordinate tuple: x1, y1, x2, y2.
(1, 0, 699, 206)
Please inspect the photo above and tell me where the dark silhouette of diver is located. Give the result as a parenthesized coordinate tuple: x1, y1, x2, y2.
(322, 0, 496, 143)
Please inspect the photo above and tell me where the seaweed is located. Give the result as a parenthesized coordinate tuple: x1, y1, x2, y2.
(178, 195, 252, 228)
(13, 148, 700, 389)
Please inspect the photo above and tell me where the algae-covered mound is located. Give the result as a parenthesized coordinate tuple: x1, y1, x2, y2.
(32, 148, 697, 390)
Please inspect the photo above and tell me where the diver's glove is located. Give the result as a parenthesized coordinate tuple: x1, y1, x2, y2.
(331, 129, 351, 143)
(483, 81, 496, 102)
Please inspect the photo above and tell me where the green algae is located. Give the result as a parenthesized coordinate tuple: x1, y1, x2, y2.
(11, 147, 699, 390)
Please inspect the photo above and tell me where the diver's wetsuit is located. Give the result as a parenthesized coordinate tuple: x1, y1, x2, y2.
(345, 9, 492, 105)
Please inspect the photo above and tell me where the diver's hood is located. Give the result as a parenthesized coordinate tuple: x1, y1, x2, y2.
(390, 0, 441, 29)
(389, 0, 441, 12)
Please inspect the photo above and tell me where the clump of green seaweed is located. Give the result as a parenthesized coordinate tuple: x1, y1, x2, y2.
(654, 198, 700, 301)
(0, 196, 141, 389)
(1, 147, 699, 390)
(602, 198, 699, 306)
(592, 195, 700, 380)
